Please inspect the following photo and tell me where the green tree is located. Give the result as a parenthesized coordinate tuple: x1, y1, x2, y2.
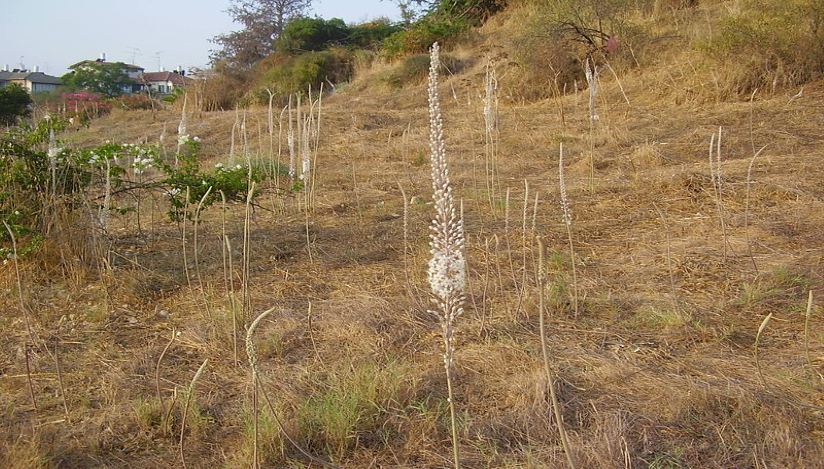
(61, 62, 136, 98)
(0, 84, 33, 126)
(276, 17, 351, 52)
(210, 0, 313, 70)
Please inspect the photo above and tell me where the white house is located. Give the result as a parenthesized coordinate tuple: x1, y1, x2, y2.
(139, 68, 191, 95)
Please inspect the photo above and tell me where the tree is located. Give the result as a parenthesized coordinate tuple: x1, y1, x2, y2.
(391, 0, 507, 22)
(389, 0, 427, 25)
(210, 0, 313, 70)
(276, 17, 350, 52)
(61, 62, 136, 98)
(0, 84, 33, 126)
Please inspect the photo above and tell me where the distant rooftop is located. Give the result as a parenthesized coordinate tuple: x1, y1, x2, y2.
(0, 70, 62, 85)
(69, 59, 144, 71)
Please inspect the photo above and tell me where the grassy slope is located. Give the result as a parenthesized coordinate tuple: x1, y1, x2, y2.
(2, 3, 824, 468)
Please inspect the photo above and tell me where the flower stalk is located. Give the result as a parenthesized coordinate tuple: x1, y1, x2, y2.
(427, 42, 466, 469)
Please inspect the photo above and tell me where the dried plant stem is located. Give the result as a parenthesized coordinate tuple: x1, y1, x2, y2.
(220, 191, 230, 294)
(398, 182, 418, 305)
(504, 188, 521, 314)
(520, 180, 530, 313)
(493, 235, 510, 316)
(351, 161, 363, 224)
(242, 181, 255, 317)
(156, 328, 177, 434)
(307, 301, 328, 372)
(52, 337, 70, 421)
(552, 73, 566, 126)
(537, 237, 577, 469)
(24, 345, 38, 411)
(304, 190, 313, 262)
(755, 313, 773, 388)
(744, 145, 768, 275)
(180, 358, 208, 469)
(709, 128, 732, 262)
(100, 157, 112, 256)
(225, 236, 239, 365)
(181, 187, 192, 290)
(652, 203, 681, 319)
(193, 186, 214, 320)
(803, 291, 823, 383)
(309, 83, 323, 212)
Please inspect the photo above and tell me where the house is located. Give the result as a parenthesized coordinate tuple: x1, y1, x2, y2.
(0, 67, 62, 93)
(68, 54, 145, 93)
(139, 68, 191, 95)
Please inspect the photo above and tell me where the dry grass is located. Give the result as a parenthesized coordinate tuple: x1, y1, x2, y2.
(3, 6, 824, 468)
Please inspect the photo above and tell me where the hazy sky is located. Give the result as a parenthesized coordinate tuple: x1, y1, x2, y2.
(0, 0, 401, 77)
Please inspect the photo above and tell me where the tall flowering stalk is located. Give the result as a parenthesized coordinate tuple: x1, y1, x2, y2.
(482, 58, 499, 215)
(584, 58, 599, 188)
(559, 143, 579, 316)
(427, 42, 466, 469)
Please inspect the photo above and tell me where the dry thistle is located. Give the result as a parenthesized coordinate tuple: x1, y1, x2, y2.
(427, 41, 466, 469)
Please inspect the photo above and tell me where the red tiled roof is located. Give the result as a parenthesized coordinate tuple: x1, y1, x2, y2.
(139, 71, 190, 85)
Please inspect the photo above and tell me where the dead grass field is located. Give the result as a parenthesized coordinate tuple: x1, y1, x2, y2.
(3, 5, 824, 469)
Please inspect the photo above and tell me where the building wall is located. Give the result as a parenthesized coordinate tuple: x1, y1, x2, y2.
(32, 82, 59, 93)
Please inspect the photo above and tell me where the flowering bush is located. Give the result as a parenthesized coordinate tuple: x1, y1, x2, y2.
(157, 137, 264, 221)
(115, 94, 155, 110)
(60, 92, 112, 124)
(1, 117, 267, 256)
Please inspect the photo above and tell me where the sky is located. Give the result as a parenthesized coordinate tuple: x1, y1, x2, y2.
(0, 0, 402, 77)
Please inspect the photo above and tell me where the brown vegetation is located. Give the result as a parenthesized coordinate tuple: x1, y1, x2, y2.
(2, 2, 824, 468)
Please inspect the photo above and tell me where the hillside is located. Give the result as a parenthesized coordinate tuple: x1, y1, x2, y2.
(3, 2, 824, 468)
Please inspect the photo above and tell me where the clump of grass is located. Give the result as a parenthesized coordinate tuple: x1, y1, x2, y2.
(246, 308, 341, 469)
(297, 360, 411, 456)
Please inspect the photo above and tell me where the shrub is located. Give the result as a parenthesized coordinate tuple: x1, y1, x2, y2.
(348, 19, 403, 49)
(503, 0, 652, 101)
(381, 17, 471, 59)
(703, 0, 824, 93)
(277, 17, 352, 53)
(114, 93, 156, 110)
(0, 116, 266, 257)
(249, 49, 354, 103)
(385, 53, 466, 88)
(0, 84, 33, 126)
(60, 92, 112, 123)
(380, 0, 508, 58)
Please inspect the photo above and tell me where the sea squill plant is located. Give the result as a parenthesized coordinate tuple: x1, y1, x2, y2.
(482, 58, 499, 215)
(584, 59, 599, 188)
(427, 42, 467, 469)
(559, 143, 579, 317)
